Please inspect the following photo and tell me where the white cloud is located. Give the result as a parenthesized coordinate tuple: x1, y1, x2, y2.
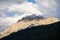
(35, 0, 58, 18)
(5, 2, 43, 15)
(36, 0, 57, 7)
(0, 0, 26, 3)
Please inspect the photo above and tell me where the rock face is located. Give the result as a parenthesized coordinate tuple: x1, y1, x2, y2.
(0, 17, 59, 39)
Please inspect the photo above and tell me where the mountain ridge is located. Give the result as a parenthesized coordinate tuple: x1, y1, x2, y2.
(0, 17, 60, 39)
(0, 21, 60, 40)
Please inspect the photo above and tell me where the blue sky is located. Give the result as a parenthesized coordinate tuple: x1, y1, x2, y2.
(27, 0, 35, 3)
(0, 0, 60, 32)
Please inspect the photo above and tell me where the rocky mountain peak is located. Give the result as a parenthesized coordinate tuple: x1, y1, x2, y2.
(0, 17, 59, 39)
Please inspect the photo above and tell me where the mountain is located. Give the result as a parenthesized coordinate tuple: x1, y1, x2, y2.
(0, 16, 59, 39)
(0, 21, 60, 40)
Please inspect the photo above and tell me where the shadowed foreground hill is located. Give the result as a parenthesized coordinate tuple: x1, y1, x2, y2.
(0, 21, 60, 40)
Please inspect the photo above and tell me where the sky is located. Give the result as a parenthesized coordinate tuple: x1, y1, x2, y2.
(0, 0, 60, 32)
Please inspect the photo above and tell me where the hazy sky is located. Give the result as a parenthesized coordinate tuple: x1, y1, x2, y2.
(0, 0, 60, 32)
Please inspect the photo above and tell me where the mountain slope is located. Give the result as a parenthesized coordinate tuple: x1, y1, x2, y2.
(0, 21, 60, 40)
(0, 17, 59, 39)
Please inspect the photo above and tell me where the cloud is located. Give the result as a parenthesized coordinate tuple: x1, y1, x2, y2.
(0, 1, 43, 17)
(0, 0, 26, 17)
(35, 0, 60, 18)
(0, 0, 26, 3)
(0, 17, 18, 32)
(6, 2, 43, 15)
